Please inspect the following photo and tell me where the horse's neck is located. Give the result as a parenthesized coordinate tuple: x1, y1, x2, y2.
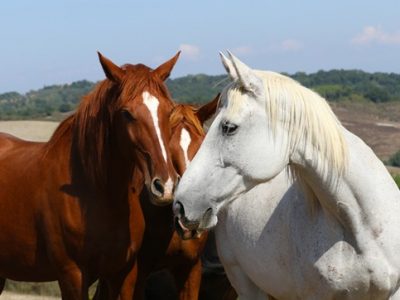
(293, 128, 400, 250)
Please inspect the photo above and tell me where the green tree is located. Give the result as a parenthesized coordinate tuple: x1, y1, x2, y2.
(1, 70, 400, 120)
(363, 85, 390, 102)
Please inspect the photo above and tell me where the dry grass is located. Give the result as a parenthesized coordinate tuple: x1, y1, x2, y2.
(0, 121, 58, 142)
(388, 166, 400, 176)
(1, 291, 59, 300)
(331, 101, 400, 161)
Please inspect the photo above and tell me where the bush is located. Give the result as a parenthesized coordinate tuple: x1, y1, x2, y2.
(59, 103, 72, 113)
(363, 85, 390, 102)
(388, 151, 400, 167)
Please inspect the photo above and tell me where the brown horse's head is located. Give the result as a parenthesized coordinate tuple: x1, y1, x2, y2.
(75, 52, 180, 205)
(169, 94, 220, 176)
(169, 95, 220, 239)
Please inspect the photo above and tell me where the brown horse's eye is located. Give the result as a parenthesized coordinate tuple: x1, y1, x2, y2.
(121, 110, 135, 122)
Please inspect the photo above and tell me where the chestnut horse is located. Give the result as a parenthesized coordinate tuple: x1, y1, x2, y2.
(165, 98, 236, 300)
(0, 52, 179, 299)
(94, 96, 219, 300)
(163, 97, 237, 300)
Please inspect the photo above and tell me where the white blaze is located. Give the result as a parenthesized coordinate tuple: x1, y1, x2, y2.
(180, 128, 191, 168)
(142, 91, 168, 162)
(164, 177, 174, 196)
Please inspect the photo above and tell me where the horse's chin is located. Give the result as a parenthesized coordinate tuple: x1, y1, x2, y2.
(174, 217, 204, 240)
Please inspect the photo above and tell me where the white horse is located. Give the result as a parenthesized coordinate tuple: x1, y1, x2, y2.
(173, 52, 400, 299)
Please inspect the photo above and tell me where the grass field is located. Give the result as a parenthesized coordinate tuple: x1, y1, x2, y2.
(331, 101, 400, 161)
(1, 291, 58, 300)
(0, 121, 59, 142)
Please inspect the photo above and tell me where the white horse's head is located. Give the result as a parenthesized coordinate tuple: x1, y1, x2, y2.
(173, 52, 346, 238)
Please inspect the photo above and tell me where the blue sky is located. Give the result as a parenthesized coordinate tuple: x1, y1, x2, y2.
(1, 0, 400, 93)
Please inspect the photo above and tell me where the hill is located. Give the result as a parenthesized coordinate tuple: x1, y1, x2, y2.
(290, 70, 400, 103)
(0, 69, 399, 162)
(0, 80, 94, 120)
(330, 101, 400, 160)
(1, 70, 400, 120)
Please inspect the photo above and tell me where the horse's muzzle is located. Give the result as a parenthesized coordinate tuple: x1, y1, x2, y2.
(150, 177, 174, 206)
(174, 216, 202, 240)
(173, 201, 205, 240)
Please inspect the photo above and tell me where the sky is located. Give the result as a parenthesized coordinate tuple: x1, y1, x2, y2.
(1, 0, 400, 93)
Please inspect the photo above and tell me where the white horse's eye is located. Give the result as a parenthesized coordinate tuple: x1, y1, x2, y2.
(221, 120, 238, 136)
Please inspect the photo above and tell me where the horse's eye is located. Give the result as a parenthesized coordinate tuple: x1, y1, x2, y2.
(221, 120, 238, 136)
(121, 110, 135, 122)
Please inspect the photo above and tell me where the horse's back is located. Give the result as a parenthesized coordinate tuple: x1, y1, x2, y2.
(0, 131, 46, 190)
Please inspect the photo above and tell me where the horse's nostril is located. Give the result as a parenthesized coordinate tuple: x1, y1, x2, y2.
(152, 178, 164, 196)
(204, 207, 213, 219)
(173, 201, 185, 217)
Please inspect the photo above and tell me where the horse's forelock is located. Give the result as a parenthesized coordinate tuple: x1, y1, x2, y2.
(119, 64, 174, 109)
(170, 105, 204, 136)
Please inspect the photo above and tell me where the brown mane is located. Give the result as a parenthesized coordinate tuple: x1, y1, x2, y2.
(46, 64, 174, 187)
(170, 104, 204, 136)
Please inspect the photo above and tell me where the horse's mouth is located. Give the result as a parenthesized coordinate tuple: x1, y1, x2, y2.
(149, 195, 174, 207)
(174, 217, 202, 240)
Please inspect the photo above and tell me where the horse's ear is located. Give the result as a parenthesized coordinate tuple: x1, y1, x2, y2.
(195, 93, 220, 125)
(219, 52, 238, 81)
(153, 51, 181, 81)
(97, 51, 125, 83)
(227, 51, 263, 96)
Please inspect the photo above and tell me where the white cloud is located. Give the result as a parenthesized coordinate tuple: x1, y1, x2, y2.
(280, 39, 303, 51)
(266, 39, 304, 52)
(231, 46, 253, 56)
(352, 26, 400, 45)
(178, 44, 200, 60)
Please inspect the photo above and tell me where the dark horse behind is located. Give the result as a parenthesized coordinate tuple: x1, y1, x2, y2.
(137, 96, 237, 300)
(134, 98, 220, 300)
(0, 52, 180, 299)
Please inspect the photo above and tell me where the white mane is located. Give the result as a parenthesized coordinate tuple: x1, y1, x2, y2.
(224, 70, 348, 210)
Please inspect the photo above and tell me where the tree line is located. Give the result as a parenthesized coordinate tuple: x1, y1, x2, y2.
(0, 69, 400, 120)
